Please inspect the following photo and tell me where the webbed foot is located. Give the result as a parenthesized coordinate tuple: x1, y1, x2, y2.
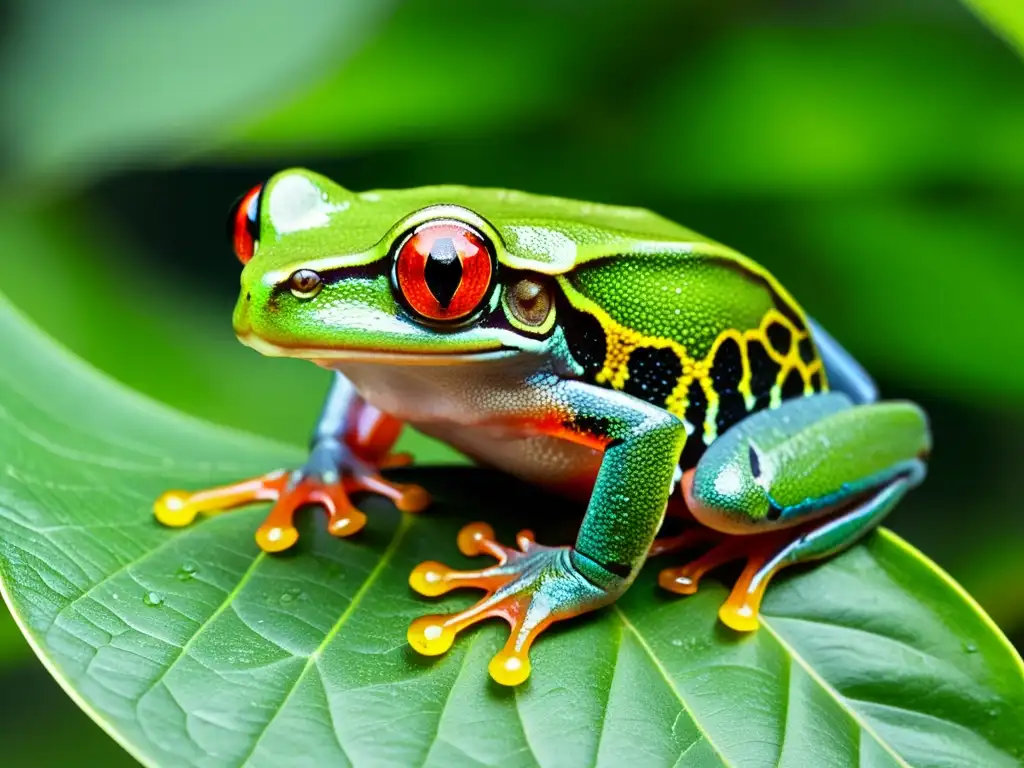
(656, 530, 792, 632)
(154, 440, 429, 553)
(407, 523, 613, 686)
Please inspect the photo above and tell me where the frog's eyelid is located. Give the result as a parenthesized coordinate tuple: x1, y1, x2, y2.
(228, 183, 264, 264)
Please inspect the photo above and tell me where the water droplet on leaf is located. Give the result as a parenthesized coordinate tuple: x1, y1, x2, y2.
(143, 591, 164, 607)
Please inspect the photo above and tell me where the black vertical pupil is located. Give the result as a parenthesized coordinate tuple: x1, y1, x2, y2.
(423, 237, 463, 309)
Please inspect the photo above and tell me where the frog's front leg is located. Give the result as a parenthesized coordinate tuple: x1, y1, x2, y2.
(658, 392, 931, 631)
(154, 373, 429, 552)
(407, 380, 686, 686)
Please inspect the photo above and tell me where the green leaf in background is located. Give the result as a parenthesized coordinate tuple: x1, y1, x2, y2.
(1, 297, 1021, 767)
(963, 0, 1024, 59)
(227, 0, 592, 157)
(636, 22, 1024, 197)
(743, 200, 1024, 406)
(0, 0, 391, 191)
(224, 0, 681, 160)
(0, 603, 27, 672)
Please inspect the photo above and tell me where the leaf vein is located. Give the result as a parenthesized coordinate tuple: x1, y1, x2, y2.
(759, 617, 911, 768)
(236, 513, 414, 767)
(613, 606, 733, 768)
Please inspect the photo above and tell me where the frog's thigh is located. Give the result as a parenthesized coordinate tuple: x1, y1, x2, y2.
(664, 394, 930, 631)
(686, 392, 930, 533)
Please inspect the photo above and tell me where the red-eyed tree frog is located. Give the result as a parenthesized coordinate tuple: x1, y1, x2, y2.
(154, 170, 931, 686)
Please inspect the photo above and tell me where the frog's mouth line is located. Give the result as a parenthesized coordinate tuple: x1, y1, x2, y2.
(238, 332, 520, 366)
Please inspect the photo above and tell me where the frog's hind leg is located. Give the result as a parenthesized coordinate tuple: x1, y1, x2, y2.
(661, 465, 924, 630)
(722, 463, 926, 629)
(154, 373, 428, 552)
(657, 392, 931, 631)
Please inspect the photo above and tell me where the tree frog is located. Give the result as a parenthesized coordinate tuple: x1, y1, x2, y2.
(155, 169, 931, 687)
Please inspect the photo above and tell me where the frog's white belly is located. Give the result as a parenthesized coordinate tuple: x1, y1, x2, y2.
(415, 425, 600, 498)
(333, 359, 602, 496)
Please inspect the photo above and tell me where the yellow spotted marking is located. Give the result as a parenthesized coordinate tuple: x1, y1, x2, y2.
(561, 290, 826, 435)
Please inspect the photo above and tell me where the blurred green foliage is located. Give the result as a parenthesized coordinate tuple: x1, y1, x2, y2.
(1, 0, 1023, 763)
(965, 0, 1024, 58)
(0, 0, 391, 191)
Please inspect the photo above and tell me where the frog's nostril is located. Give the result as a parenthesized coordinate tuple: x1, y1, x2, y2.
(246, 292, 252, 302)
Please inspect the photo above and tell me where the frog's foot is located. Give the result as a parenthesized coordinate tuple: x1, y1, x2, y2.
(657, 530, 793, 632)
(407, 523, 611, 686)
(154, 446, 429, 553)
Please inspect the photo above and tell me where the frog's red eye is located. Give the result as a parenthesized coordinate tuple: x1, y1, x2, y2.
(394, 221, 495, 322)
(227, 184, 263, 264)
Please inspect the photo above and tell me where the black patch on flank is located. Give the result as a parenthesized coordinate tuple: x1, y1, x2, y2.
(423, 237, 463, 309)
(781, 368, 806, 401)
(624, 347, 682, 407)
(780, 304, 807, 333)
(799, 337, 817, 365)
(680, 379, 708, 470)
(747, 339, 782, 404)
(561, 304, 608, 381)
(570, 411, 616, 442)
(748, 445, 762, 478)
(710, 337, 743, 394)
(766, 322, 793, 357)
(715, 391, 748, 437)
(810, 368, 825, 392)
(753, 392, 772, 412)
(766, 505, 783, 522)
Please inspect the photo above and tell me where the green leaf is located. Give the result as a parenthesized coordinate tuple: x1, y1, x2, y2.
(224, 0, 666, 159)
(0, 0, 390, 191)
(962, 0, 1024, 59)
(637, 22, 1024, 196)
(226, 0, 583, 157)
(740, 199, 1024, 405)
(0, 295, 1021, 768)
